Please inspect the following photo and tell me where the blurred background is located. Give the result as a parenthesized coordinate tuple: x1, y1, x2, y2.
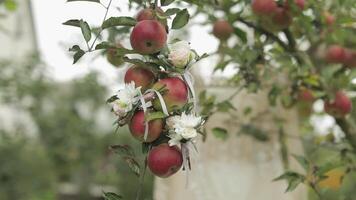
(0, 0, 356, 200)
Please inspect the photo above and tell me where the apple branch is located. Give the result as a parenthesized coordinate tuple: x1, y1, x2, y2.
(336, 118, 356, 154)
(238, 18, 290, 51)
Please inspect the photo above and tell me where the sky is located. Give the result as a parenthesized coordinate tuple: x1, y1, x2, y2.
(30, 0, 221, 86)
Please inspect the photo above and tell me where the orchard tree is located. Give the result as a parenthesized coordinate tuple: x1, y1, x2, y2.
(64, 0, 355, 199)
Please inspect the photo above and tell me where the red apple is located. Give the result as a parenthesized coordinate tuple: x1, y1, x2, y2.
(324, 91, 352, 118)
(298, 88, 315, 102)
(152, 77, 188, 112)
(130, 20, 167, 55)
(284, 0, 305, 10)
(212, 20, 234, 40)
(343, 49, 356, 68)
(272, 7, 292, 29)
(324, 12, 335, 26)
(136, 7, 165, 21)
(106, 44, 124, 67)
(252, 0, 278, 16)
(325, 45, 347, 63)
(124, 65, 155, 92)
(147, 143, 183, 178)
(129, 110, 163, 142)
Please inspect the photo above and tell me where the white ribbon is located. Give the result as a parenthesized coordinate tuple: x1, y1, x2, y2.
(138, 90, 149, 141)
(145, 89, 170, 116)
(181, 141, 198, 188)
(183, 71, 198, 114)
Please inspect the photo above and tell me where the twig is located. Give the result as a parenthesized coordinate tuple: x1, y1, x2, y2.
(88, 0, 113, 51)
(135, 156, 148, 200)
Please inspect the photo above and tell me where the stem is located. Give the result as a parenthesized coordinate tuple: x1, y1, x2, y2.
(135, 156, 148, 200)
(283, 29, 303, 65)
(88, 0, 113, 51)
(336, 118, 356, 154)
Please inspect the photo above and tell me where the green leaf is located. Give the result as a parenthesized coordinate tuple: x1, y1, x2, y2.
(102, 17, 137, 29)
(273, 171, 305, 193)
(216, 101, 236, 112)
(67, 0, 100, 3)
(69, 45, 85, 64)
(103, 192, 123, 200)
(161, 0, 175, 6)
(292, 154, 309, 171)
(212, 127, 228, 140)
(122, 57, 146, 66)
(110, 145, 135, 157)
(171, 9, 189, 29)
(79, 19, 91, 42)
(240, 124, 269, 141)
(145, 112, 166, 122)
(95, 42, 113, 50)
(123, 156, 140, 177)
(63, 19, 81, 27)
(165, 8, 181, 16)
(233, 27, 247, 43)
(4, 0, 17, 11)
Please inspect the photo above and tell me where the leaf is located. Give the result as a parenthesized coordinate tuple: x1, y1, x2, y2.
(79, 19, 91, 42)
(95, 41, 113, 50)
(268, 85, 281, 106)
(67, 0, 100, 3)
(102, 17, 137, 29)
(171, 9, 189, 29)
(160, 0, 175, 6)
(103, 192, 123, 200)
(212, 127, 228, 140)
(240, 124, 269, 141)
(216, 101, 236, 112)
(273, 171, 305, 193)
(4, 0, 17, 11)
(110, 145, 135, 157)
(69, 45, 85, 64)
(123, 156, 140, 177)
(165, 8, 181, 16)
(233, 27, 247, 43)
(122, 57, 146, 66)
(145, 112, 166, 122)
(63, 19, 81, 27)
(292, 154, 309, 171)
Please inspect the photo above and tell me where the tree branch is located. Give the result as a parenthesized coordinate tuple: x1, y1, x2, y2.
(238, 19, 290, 51)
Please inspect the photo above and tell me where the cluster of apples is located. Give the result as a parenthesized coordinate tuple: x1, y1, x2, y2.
(111, 7, 198, 178)
(251, 0, 305, 31)
(326, 45, 356, 68)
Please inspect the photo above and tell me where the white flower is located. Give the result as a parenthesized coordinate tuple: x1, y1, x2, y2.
(111, 82, 141, 117)
(168, 41, 195, 68)
(167, 112, 202, 146)
(179, 127, 198, 139)
(165, 115, 181, 129)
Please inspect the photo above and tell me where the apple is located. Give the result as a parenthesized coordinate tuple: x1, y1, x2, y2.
(324, 91, 352, 118)
(251, 0, 278, 16)
(106, 44, 124, 67)
(284, 0, 305, 10)
(130, 20, 167, 55)
(324, 12, 335, 26)
(136, 7, 166, 23)
(124, 65, 156, 92)
(298, 88, 315, 102)
(343, 49, 356, 68)
(147, 143, 183, 178)
(212, 20, 234, 40)
(325, 45, 347, 63)
(129, 110, 163, 142)
(152, 77, 189, 113)
(271, 7, 292, 29)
